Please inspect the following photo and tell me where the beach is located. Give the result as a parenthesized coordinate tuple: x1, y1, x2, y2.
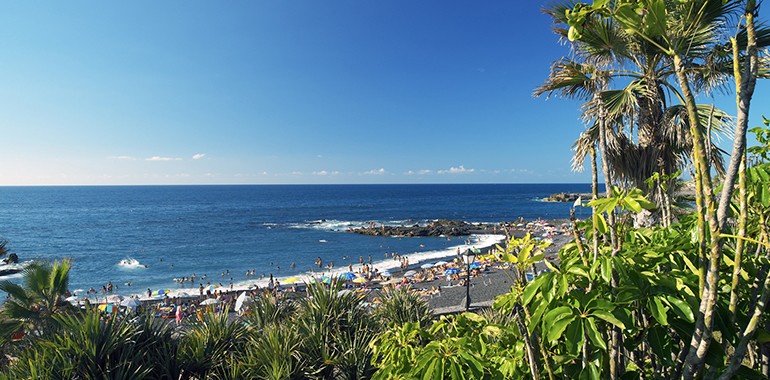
(101, 221, 572, 320)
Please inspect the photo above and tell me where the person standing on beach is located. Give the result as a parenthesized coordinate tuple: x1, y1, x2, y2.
(175, 304, 183, 325)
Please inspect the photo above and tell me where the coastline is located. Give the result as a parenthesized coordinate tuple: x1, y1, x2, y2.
(70, 219, 572, 318)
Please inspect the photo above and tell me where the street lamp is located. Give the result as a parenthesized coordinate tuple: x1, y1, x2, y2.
(463, 249, 478, 312)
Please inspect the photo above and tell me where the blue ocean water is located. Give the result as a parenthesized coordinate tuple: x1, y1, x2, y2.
(0, 184, 593, 297)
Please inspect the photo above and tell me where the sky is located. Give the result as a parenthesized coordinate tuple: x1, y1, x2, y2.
(0, 1, 767, 185)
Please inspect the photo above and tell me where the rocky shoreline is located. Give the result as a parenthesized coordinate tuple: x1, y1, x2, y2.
(348, 219, 507, 237)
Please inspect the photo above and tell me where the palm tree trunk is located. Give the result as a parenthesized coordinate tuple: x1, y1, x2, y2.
(729, 154, 747, 320)
(717, 8, 759, 229)
(598, 109, 622, 379)
(674, 53, 724, 380)
(591, 147, 600, 264)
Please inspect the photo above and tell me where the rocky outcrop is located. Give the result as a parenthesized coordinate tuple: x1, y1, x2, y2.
(543, 192, 585, 202)
(349, 219, 494, 237)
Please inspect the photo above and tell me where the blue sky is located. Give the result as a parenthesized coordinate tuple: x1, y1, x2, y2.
(0, 1, 766, 185)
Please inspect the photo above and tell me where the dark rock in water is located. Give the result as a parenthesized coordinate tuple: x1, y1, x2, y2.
(0, 267, 22, 276)
(4, 253, 18, 264)
(543, 192, 583, 202)
(349, 219, 495, 237)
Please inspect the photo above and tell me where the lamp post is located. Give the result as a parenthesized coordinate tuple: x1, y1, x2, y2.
(463, 249, 477, 312)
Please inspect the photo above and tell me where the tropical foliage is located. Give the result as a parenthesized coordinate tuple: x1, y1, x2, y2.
(0, 1, 769, 379)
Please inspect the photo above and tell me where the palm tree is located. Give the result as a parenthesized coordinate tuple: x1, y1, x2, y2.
(294, 281, 378, 379)
(3, 312, 153, 379)
(373, 286, 433, 329)
(0, 259, 74, 336)
(538, 1, 729, 206)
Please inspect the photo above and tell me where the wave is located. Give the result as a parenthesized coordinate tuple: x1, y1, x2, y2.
(117, 257, 147, 269)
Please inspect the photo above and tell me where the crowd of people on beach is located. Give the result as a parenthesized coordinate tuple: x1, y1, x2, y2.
(67, 218, 574, 325)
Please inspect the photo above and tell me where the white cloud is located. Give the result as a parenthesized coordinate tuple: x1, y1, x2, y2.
(406, 169, 433, 175)
(146, 156, 182, 161)
(192, 153, 206, 160)
(363, 168, 386, 175)
(438, 165, 475, 174)
(109, 156, 136, 161)
(313, 170, 340, 176)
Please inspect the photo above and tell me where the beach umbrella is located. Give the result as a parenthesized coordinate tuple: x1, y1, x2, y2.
(433, 261, 448, 267)
(178, 292, 191, 298)
(379, 270, 392, 277)
(444, 268, 461, 275)
(382, 278, 400, 285)
(420, 263, 434, 269)
(469, 262, 482, 269)
(154, 289, 169, 297)
(106, 294, 123, 302)
(352, 277, 367, 284)
(234, 292, 252, 311)
(121, 298, 141, 309)
(65, 295, 79, 305)
(283, 277, 301, 284)
(339, 272, 356, 281)
(200, 298, 220, 306)
(403, 270, 417, 278)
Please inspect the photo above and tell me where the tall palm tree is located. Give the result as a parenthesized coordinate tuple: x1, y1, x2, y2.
(0, 259, 74, 336)
(538, 1, 729, 205)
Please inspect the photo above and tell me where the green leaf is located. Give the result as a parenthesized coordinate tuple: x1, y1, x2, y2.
(567, 265, 591, 279)
(522, 274, 548, 306)
(665, 296, 694, 323)
(584, 318, 607, 351)
(623, 197, 642, 213)
(648, 296, 669, 326)
(547, 314, 576, 342)
(565, 319, 585, 355)
(600, 256, 613, 284)
(543, 306, 573, 325)
(502, 253, 518, 264)
(591, 309, 626, 329)
(594, 213, 608, 234)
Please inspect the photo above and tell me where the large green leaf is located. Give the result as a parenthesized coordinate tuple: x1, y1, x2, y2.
(648, 296, 669, 326)
(591, 309, 626, 329)
(584, 318, 607, 351)
(594, 213, 608, 234)
(547, 314, 577, 343)
(664, 295, 694, 323)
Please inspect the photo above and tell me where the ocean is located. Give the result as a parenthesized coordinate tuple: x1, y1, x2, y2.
(0, 184, 592, 298)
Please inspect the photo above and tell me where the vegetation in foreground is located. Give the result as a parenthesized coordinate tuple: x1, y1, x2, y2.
(0, 0, 769, 378)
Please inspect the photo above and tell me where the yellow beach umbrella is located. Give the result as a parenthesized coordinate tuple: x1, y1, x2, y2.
(284, 277, 301, 284)
(352, 277, 367, 284)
